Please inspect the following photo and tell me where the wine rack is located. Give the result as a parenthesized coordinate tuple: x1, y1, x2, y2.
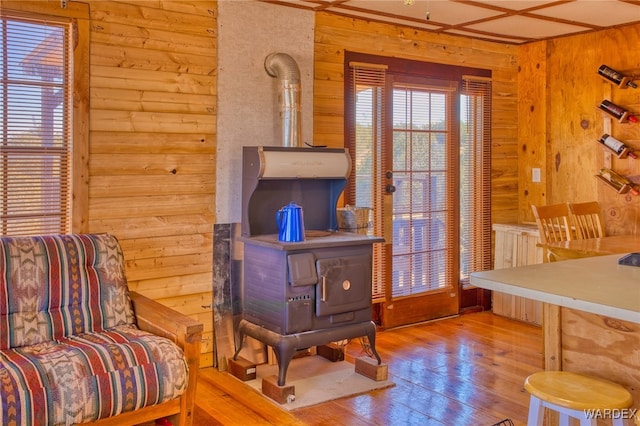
(596, 134, 637, 159)
(597, 64, 638, 89)
(597, 99, 638, 123)
(595, 168, 639, 195)
(595, 63, 640, 199)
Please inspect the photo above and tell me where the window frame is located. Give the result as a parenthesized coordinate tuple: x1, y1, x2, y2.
(345, 51, 492, 313)
(1, 2, 89, 234)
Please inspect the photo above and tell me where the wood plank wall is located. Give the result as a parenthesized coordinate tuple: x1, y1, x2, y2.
(5, 0, 218, 367)
(517, 42, 547, 222)
(519, 25, 640, 234)
(312, 12, 521, 225)
(87, 0, 217, 367)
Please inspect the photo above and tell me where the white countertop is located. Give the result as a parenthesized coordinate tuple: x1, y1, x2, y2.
(470, 254, 640, 323)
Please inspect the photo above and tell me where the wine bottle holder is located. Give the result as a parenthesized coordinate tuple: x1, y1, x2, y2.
(599, 74, 635, 89)
(596, 104, 636, 123)
(597, 64, 638, 89)
(594, 174, 632, 194)
(596, 139, 636, 159)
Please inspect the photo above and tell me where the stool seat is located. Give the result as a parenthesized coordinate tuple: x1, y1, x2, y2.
(525, 371, 633, 410)
(524, 371, 633, 426)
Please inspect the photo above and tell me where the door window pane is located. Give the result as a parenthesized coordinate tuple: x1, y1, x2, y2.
(391, 85, 453, 298)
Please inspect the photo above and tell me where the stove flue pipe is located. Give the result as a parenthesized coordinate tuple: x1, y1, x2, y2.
(265, 53, 302, 148)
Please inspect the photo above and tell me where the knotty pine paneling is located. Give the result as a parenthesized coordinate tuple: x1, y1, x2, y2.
(521, 25, 640, 233)
(88, 0, 217, 366)
(313, 12, 521, 225)
(517, 42, 548, 223)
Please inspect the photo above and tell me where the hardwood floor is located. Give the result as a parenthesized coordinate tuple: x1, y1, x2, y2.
(194, 312, 543, 425)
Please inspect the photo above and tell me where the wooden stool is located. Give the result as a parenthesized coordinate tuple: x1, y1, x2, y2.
(524, 371, 633, 426)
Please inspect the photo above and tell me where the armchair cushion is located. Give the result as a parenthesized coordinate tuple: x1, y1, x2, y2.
(1, 323, 188, 425)
(0, 234, 134, 350)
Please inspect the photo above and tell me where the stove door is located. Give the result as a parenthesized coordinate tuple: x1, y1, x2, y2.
(315, 254, 372, 317)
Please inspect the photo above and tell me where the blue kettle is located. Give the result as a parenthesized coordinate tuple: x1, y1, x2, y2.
(276, 202, 305, 242)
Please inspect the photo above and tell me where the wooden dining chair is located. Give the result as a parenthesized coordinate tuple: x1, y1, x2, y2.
(568, 201, 605, 239)
(531, 203, 574, 262)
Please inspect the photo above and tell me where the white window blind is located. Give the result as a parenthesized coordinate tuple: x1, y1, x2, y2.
(460, 75, 492, 284)
(349, 62, 388, 302)
(1, 15, 72, 236)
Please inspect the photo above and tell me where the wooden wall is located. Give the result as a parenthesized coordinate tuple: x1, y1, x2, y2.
(5, 0, 218, 367)
(87, 0, 217, 366)
(517, 42, 547, 222)
(312, 12, 521, 225)
(519, 25, 640, 234)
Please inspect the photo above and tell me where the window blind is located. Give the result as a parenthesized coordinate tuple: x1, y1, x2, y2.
(349, 62, 388, 302)
(460, 75, 492, 285)
(1, 15, 72, 235)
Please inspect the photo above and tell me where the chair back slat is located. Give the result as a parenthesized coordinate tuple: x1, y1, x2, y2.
(531, 203, 573, 244)
(568, 201, 605, 239)
(531, 203, 574, 262)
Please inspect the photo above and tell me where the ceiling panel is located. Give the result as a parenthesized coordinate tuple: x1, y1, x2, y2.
(344, 0, 503, 25)
(474, 1, 558, 11)
(466, 15, 591, 39)
(531, 1, 640, 27)
(267, 0, 640, 44)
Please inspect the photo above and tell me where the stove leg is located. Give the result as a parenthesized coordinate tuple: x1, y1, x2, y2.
(366, 322, 382, 365)
(273, 342, 297, 386)
(232, 342, 243, 360)
(232, 322, 247, 360)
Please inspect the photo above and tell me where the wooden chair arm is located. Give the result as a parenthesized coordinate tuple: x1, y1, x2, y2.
(129, 291, 202, 426)
(129, 291, 203, 348)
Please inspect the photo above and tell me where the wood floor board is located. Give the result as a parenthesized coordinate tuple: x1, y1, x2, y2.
(198, 371, 306, 426)
(185, 311, 543, 425)
(402, 320, 543, 372)
(345, 378, 502, 426)
(379, 361, 529, 423)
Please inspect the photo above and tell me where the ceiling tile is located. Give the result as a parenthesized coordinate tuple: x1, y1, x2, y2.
(531, 1, 640, 27)
(341, 0, 503, 25)
(466, 15, 593, 39)
(470, 1, 560, 11)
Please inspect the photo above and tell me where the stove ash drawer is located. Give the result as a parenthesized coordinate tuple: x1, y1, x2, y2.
(315, 254, 372, 317)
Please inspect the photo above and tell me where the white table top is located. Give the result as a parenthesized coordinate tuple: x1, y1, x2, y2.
(470, 254, 640, 323)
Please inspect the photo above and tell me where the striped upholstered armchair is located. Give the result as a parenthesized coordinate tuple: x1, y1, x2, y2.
(0, 234, 202, 426)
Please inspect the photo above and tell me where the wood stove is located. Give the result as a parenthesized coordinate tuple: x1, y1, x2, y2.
(233, 146, 383, 386)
